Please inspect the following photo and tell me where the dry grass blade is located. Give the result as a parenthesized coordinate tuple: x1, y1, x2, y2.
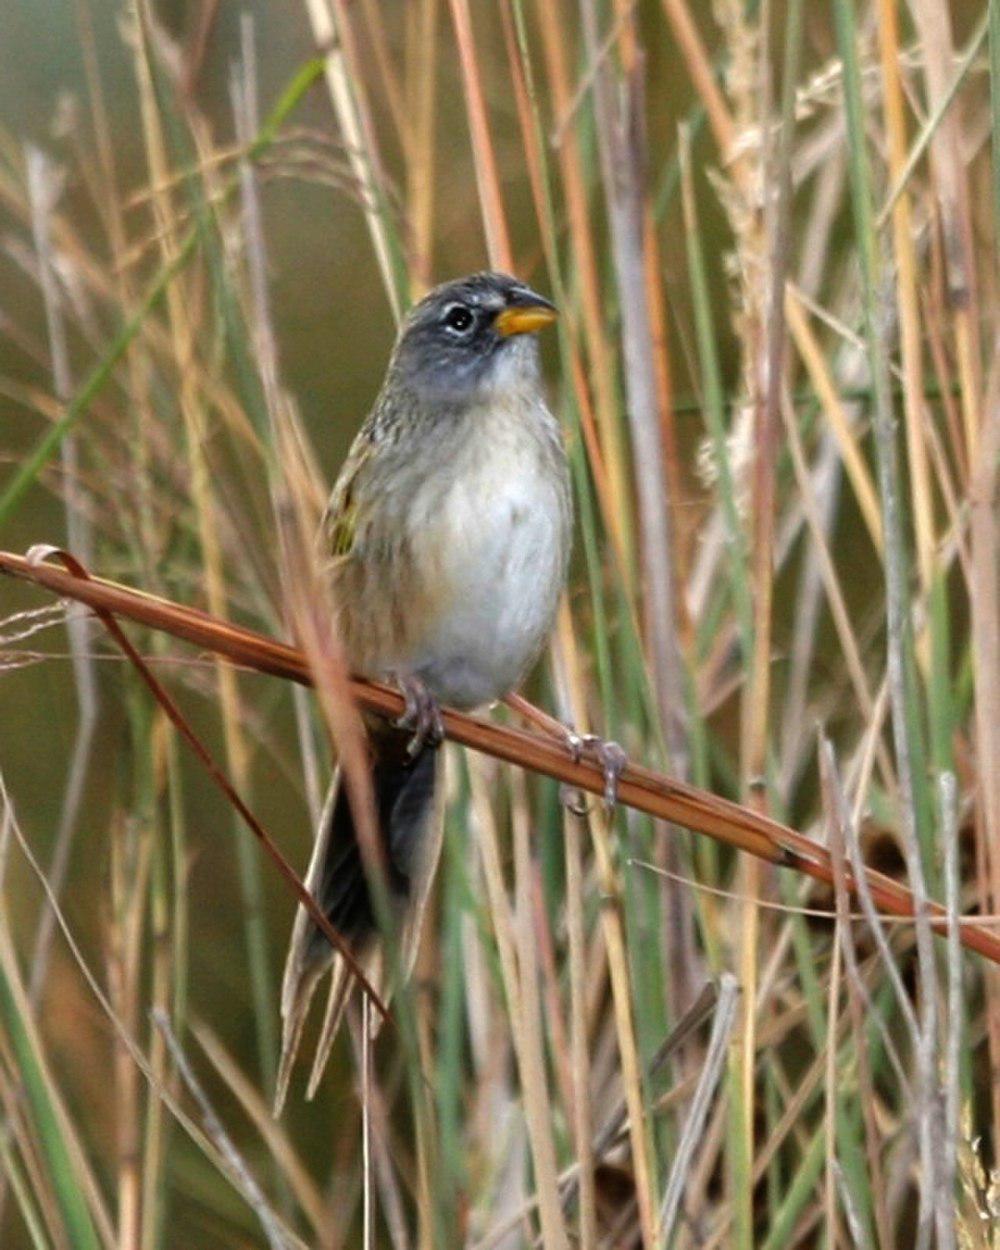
(300, 0, 402, 320)
(448, 0, 513, 269)
(469, 756, 569, 1249)
(151, 1011, 298, 1250)
(657, 973, 739, 1243)
(23, 144, 101, 1010)
(190, 1021, 331, 1238)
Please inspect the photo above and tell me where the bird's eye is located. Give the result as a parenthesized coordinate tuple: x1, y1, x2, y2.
(443, 303, 474, 334)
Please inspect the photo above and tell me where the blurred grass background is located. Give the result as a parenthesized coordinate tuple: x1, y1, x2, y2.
(0, 0, 997, 1246)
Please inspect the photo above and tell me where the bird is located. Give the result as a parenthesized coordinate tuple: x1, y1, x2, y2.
(276, 271, 573, 1109)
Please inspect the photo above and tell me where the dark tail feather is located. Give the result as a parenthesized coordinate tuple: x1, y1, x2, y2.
(276, 735, 441, 1111)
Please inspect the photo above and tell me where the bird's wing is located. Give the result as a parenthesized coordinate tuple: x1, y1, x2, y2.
(322, 460, 363, 560)
(320, 425, 383, 562)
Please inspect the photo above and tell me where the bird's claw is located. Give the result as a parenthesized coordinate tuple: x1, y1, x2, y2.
(563, 729, 628, 811)
(565, 729, 584, 764)
(593, 738, 628, 809)
(392, 674, 444, 756)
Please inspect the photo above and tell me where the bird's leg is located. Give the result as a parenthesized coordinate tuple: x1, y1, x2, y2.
(501, 696, 628, 812)
(391, 673, 445, 756)
(565, 731, 628, 810)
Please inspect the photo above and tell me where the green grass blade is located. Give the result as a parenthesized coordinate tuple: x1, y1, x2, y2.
(0, 951, 102, 1250)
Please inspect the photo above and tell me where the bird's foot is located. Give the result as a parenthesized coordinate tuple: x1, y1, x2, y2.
(564, 730, 628, 810)
(391, 673, 445, 756)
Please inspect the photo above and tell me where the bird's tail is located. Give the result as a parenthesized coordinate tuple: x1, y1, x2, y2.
(275, 731, 443, 1113)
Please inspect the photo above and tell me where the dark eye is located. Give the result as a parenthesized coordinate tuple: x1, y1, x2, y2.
(443, 303, 474, 334)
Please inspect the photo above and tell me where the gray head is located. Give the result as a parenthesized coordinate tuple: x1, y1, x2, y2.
(388, 272, 557, 402)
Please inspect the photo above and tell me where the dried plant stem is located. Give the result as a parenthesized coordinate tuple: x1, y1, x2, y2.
(658, 974, 739, 1243)
(23, 147, 100, 1005)
(469, 759, 570, 1250)
(300, 0, 402, 321)
(4, 547, 999, 965)
(501, 1, 634, 581)
(785, 288, 884, 553)
(152, 1011, 291, 1250)
(552, 599, 657, 1250)
(532, 0, 635, 570)
(875, 0, 934, 597)
(658, 0, 736, 164)
(971, 362, 1000, 1129)
(779, 389, 895, 789)
(448, 0, 513, 269)
(908, 0, 982, 464)
(132, 0, 277, 1088)
(357, 0, 407, 150)
(191, 1022, 330, 1238)
(361, 996, 374, 1250)
(822, 917, 842, 1247)
(563, 805, 597, 1250)
(834, 2, 941, 1236)
(939, 772, 961, 1250)
(822, 739, 889, 1248)
(109, 787, 153, 1250)
(404, 0, 439, 295)
(580, 0, 686, 781)
(739, 12, 802, 1233)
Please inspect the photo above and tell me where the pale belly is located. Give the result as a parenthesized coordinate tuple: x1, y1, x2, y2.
(404, 459, 568, 709)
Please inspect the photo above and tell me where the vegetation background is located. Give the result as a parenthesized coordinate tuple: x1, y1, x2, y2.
(0, 0, 997, 1246)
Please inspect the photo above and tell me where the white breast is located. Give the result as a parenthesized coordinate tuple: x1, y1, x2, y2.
(405, 408, 569, 709)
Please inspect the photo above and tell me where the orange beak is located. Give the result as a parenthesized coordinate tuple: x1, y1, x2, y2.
(494, 304, 558, 337)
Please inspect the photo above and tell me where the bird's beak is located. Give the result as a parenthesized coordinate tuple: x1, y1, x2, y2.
(494, 298, 558, 337)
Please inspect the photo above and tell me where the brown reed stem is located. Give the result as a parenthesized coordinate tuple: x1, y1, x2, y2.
(5, 546, 1000, 977)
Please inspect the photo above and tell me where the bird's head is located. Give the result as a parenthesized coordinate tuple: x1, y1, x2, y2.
(388, 271, 557, 402)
